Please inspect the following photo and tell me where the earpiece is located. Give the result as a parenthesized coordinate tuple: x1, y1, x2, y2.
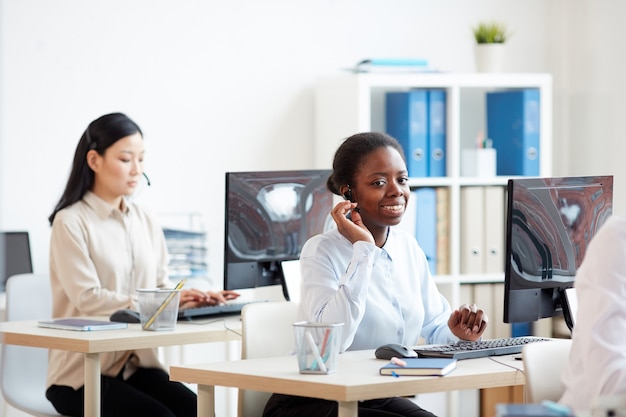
(343, 187, 353, 202)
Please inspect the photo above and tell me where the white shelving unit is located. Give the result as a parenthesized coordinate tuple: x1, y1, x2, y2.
(159, 212, 210, 287)
(314, 71, 553, 317)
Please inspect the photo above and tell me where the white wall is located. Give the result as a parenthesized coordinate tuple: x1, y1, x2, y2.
(557, 0, 626, 212)
(0, 0, 556, 281)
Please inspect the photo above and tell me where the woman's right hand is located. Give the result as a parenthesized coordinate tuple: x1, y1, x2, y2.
(330, 201, 375, 245)
(179, 289, 240, 309)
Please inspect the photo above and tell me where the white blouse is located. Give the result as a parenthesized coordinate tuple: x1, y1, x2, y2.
(297, 227, 457, 352)
(47, 191, 170, 389)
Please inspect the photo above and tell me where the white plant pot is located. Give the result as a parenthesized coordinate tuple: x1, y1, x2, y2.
(474, 43, 505, 73)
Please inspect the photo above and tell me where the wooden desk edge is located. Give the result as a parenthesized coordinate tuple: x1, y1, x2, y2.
(170, 357, 526, 402)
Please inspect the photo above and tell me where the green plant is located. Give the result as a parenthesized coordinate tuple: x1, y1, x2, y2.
(472, 22, 509, 44)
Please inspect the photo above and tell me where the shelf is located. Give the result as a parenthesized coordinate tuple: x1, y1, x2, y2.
(408, 176, 515, 188)
(315, 72, 553, 339)
(318, 72, 552, 89)
(436, 274, 504, 285)
(160, 214, 209, 281)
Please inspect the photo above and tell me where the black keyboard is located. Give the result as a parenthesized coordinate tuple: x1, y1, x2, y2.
(177, 301, 266, 321)
(413, 336, 552, 360)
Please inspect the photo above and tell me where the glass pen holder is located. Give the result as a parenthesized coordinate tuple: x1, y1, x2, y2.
(293, 321, 343, 374)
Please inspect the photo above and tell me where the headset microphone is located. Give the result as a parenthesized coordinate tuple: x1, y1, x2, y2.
(143, 172, 151, 186)
(343, 188, 352, 202)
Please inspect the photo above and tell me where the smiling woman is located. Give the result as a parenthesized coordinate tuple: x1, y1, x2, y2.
(261, 132, 489, 417)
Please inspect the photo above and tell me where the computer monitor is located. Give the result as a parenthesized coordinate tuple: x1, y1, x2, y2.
(0, 231, 33, 291)
(223, 169, 333, 297)
(503, 175, 613, 326)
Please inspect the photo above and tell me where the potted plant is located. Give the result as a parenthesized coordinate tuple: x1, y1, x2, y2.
(472, 22, 510, 72)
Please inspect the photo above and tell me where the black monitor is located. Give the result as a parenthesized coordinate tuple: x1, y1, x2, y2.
(223, 169, 333, 298)
(0, 231, 33, 291)
(503, 175, 613, 327)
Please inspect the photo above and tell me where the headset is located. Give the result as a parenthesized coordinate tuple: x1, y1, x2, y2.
(343, 186, 353, 202)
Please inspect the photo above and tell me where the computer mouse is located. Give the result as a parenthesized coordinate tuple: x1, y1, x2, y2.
(374, 343, 418, 360)
(109, 309, 141, 324)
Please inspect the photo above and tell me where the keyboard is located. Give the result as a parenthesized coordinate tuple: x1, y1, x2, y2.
(413, 336, 552, 360)
(177, 301, 266, 321)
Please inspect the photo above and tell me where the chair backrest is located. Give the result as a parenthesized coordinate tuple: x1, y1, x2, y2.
(238, 301, 299, 417)
(522, 338, 573, 403)
(1, 273, 63, 417)
(279, 260, 301, 303)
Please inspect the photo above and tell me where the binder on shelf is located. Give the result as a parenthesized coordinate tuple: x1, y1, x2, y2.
(415, 187, 437, 275)
(486, 89, 540, 176)
(435, 187, 450, 275)
(492, 282, 510, 338)
(472, 283, 495, 339)
(483, 186, 505, 274)
(460, 186, 485, 274)
(428, 89, 446, 177)
(386, 90, 429, 177)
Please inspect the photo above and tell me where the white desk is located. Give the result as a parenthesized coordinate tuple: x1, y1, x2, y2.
(0, 317, 241, 417)
(170, 349, 526, 417)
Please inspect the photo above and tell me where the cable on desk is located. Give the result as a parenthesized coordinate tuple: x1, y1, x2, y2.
(184, 316, 242, 336)
(223, 319, 242, 337)
(488, 356, 527, 403)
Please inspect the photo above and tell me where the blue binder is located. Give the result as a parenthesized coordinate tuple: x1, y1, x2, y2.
(386, 90, 428, 177)
(428, 89, 446, 177)
(486, 89, 540, 176)
(415, 187, 437, 274)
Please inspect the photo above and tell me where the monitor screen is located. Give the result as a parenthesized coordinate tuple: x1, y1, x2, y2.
(503, 175, 613, 324)
(0, 231, 33, 291)
(223, 169, 333, 294)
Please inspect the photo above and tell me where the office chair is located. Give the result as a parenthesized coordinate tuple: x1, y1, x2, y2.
(522, 338, 573, 403)
(238, 301, 299, 417)
(0, 273, 65, 417)
(280, 259, 301, 302)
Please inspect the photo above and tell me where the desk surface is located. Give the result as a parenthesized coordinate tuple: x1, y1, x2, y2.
(0, 317, 242, 352)
(0, 316, 242, 417)
(171, 349, 526, 402)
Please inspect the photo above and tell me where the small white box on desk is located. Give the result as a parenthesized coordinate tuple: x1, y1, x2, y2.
(462, 148, 497, 177)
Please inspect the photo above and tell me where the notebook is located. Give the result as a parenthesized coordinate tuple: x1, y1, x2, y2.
(379, 357, 457, 376)
(38, 318, 128, 331)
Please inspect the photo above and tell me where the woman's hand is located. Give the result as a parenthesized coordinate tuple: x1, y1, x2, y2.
(179, 289, 240, 309)
(330, 201, 375, 245)
(448, 303, 488, 341)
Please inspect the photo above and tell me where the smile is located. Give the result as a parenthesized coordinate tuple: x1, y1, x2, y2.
(381, 205, 404, 212)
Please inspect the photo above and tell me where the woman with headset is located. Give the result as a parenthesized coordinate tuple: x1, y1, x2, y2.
(46, 113, 238, 417)
(263, 132, 488, 417)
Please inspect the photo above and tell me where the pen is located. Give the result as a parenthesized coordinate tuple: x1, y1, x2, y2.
(143, 279, 186, 330)
(305, 330, 327, 373)
(320, 328, 331, 357)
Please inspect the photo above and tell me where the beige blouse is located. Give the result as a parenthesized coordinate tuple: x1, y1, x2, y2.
(47, 191, 170, 389)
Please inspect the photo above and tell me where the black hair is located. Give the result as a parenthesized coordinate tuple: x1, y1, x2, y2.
(48, 113, 143, 225)
(326, 132, 406, 196)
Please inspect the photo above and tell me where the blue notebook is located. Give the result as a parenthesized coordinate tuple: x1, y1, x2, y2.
(495, 403, 574, 416)
(379, 357, 456, 376)
(38, 318, 128, 331)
